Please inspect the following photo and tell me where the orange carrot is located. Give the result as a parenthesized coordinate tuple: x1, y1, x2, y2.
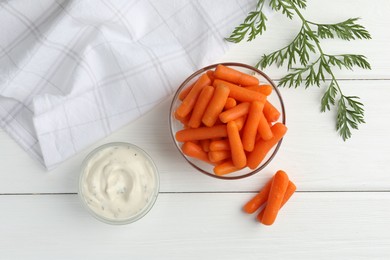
(176, 125, 227, 142)
(244, 85, 273, 96)
(202, 84, 230, 127)
(257, 111, 273, 141)
(242, 101, 264, 152)
(214, 64, 259, 86)
(213, 160, 243, 176)
(178, 82, 195, 101)
(208, 150, 231, 163)
(176, 73, 211, 118)
(235, 115, 247, 131)
(219, 102, 250, 123)
(206, 70, 215, 82)
(214, 79, 266, 103)
(209, 139, 230, 151)
(188, 86, 214, 128)
(257, 180, 296, 222)
(263, 100, 281, 122)
(227, 121, 247, 168)
(224, 97, 237, 110)
(181, 141, 211, 164)
(174, 110, 191, 126)
(200, 139, 211, 152)
(247, 123, 287, 169)
(260, 170, 290, 225)
(243, 178, 273, 214)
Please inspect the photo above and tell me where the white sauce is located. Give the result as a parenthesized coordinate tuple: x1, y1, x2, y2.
(80, 144, 158, 221)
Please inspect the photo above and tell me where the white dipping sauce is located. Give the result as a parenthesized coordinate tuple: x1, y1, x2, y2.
(79, 143, 158, 223)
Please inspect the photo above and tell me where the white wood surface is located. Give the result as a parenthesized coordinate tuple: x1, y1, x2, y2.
(1, 0, 390, 258)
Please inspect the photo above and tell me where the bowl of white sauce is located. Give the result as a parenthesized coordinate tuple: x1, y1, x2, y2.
(78, 142, 159, 225)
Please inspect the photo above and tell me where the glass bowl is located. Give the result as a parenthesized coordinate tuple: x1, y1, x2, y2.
(169, 62, 286, 180)
(78, 142, 159, 225)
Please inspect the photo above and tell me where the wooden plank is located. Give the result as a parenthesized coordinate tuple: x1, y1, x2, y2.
(0, 192, 389, 258)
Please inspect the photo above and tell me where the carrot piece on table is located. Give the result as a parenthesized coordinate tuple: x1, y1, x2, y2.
(209, 139, 230, 151)
(200, 139, 211, 152)
(263, 100, 281, 122)
(224, 97, 237, 110)
(178, 82, 195, 101)
(213, 79, 266, 103)
(176, 73, 211, 118)
(257, 180, 296, 222)
(242, 101, 264, 152)
(202, 84, 230, 127)
(206, 70, 215, 82)
(247, 123, 287, 169)
(214, 64, 259, 86)
(187, 85, 215, 128)
(219, 102, 250, 123)
(213, 160, 243, 176)
(243, 178, 273, 214)
(227, 121, 247, 168)
(208, 150, 231, 163)
(260, 170, 290, 225)
(257, 112, 273, 141)
(175, 125, 228, 142)
(181, 141, 211, 164)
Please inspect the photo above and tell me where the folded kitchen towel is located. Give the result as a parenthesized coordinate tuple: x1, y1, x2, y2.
(0, 0, 256, 169)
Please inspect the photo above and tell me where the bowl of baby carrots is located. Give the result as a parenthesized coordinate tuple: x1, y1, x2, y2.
(169, 63, 286, 179)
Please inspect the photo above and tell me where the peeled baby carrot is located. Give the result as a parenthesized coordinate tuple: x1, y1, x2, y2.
(219, 102, 250, 123)
(243, 178, 273, 214)
(175, 125, 227, 142)
(181, 141, 210, 164)
(208, 150, 231, 163)
(178, 82, 195, 101)
(245, 85, 273, 96)
(235, 115, 247, 131)
(227, 121, 247, 168)
(209, 139, 230, 151)
(200, 139, 211, 152)
(188, 86, 215, 128)
(263, 100, 281, 122)
(247, 123, 287, 169)
(257, 180, 296, 222)
(175, 110, 191, 126)
(260, 170, 290, 225)
(213, 79, 266, 103)
(202, 84, 230, 127)
(213, 160, 243, 176)
(206, 70, 215, 82)
(224, 97, 237, 110)
(176, 73, 211, 118)
(214, 64, 259, 86)
(257, 112, 273, 141)
(242, 101, 264, 152)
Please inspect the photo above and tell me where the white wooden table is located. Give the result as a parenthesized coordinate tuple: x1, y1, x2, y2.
(1, 0, 390, 258)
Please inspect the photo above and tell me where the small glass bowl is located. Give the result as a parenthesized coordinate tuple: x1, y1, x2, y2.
(169, 62, 286, 180)
(78, 142, 159, 225)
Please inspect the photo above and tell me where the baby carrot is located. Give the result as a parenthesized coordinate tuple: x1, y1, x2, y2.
(242, 101, 264, 152)
(243, 178, 273, 214)
(209, 139, 230, 151)
(263, 100, 281, 122)
(214, 64, 259, 86)
(235, 115, 247, 131)
(188, 85, 215, 128)
(219, 102, 250, 123)
(178, 82, 195, 101)
(208, 150, 231, 163)
(181, 141, 211, 164)
(175, 125, 227, 142)
(244, 85, 273, 96)
(257, 112, 273, 141)
(260, 170, 290, 225)
(200, 139, 211, 152)
(247, 123, 287, 169)
(174, 110, 191, 126)
(257, 180, 296, 222)
(224, 97, 237, 110)
(213, 79, 266, 103)
(227, 121, 247, 168)
(176, 73, 211, 118)
(213, 160, 243, 176)
(206, 70, 215, 82)
(202, 84, 230, 127)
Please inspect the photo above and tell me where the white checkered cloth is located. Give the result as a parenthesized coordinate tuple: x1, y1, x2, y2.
(0, 0, 256, 169)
